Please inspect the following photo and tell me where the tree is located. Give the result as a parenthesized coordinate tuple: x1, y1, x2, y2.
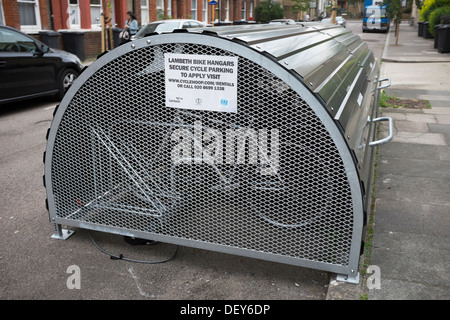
(384, 0, 403, 45)
(415, 0, 425, 10)
(291, 0, 311, 20)
(255, 0, 284, 23)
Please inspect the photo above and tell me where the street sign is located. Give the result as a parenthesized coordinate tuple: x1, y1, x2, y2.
(209, 0, 218, 5)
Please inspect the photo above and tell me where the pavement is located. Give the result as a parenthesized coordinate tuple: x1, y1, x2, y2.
(326, 22, 450, 300)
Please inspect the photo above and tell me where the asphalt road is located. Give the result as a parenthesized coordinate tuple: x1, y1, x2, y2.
(0, 21, 387, 302)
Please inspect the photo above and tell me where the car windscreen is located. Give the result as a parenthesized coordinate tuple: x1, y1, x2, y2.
(134, 21, 181, 38)
(364, 8, 387, 18)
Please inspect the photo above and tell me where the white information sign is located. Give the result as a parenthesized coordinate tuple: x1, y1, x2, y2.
(165, 53, 238, 113)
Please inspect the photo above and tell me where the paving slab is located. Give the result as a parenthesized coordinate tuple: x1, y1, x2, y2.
(427, 100, 450, 108)
(394, 120, 429, 133)
(387, 131, 446, 145)
(369, 278, 450, 300)
(405, 113, 437, 123)
(381, 62, 450, 93)
(385, 89, 450, 100)
(378, 157, 450, 179)
(381, 112, 407, 121)
(429, 123, 450, 134)
(421, 203, 450, 237)
(370, 232, 450, 287)
(436, 146, 450, 161)
(375, 174, 450, 205)
(417, 94, 450, 101)
(374, 199, 426, 235)
(423, 107, 450, 115)
(436, 114, 450, 125)
(378, 142, 441, 160)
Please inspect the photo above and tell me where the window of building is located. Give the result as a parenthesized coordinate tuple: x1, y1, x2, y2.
(17, 0, 41, 31)
(90, 0, 115, 30)
(90, 0, 101, 26)
(0, 0, 5, 25)
(249, 1, 253, 20)
(167, 0, 172, 19)
(127, 0, 133, 12)
(191, 0, 197, 21)
(157, 0, 164, 20)
(225, 0, 229, 21)
(202, 0, 208, 24)
(141, 0, 150, 25)
(241, 0, 246, 21)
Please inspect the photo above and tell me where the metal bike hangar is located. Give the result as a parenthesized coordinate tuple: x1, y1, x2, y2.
(44, 23, 392, 283)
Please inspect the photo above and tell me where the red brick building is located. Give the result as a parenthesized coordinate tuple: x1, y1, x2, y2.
(0, 0, 260, 59)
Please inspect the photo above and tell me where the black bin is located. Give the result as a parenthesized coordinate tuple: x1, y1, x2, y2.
(418, 21, 424, 37)
(39, 30, 60, 49)
(437, 24, 450, 53)
(112, 27, 122, 48)
(434, 24, 442, 48)
(423, 21, 433, 38)
(60, 30, 86, 61)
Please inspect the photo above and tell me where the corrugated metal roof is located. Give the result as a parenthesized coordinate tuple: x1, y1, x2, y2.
(189, 23, 376, 121)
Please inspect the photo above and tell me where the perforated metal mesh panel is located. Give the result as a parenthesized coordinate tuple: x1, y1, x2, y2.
(47, 37, 362, 276)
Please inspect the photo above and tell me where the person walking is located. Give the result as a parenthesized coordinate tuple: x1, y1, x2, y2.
(120, 11, 138, 44)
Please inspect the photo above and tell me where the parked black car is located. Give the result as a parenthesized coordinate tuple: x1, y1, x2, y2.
(0, 25, 83, 105)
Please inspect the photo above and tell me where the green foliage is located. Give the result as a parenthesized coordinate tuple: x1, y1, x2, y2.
(384, 0, 403, 22)
(157, 9, 165, 20)
(419, 0, 435, 20)
(380, 90, 402, 108)
(291, 0, 310, 15)
(419, 0, 450, 21)
(429, 6, 450, 35)
(379, 90, 389, 108)
(414, 0, 425, 10)
(254, 0, 284, 23)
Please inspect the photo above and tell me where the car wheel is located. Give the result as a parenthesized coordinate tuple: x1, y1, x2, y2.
(57, 68, 79, 100)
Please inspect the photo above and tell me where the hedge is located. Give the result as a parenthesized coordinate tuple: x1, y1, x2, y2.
(419, 0, 450, 22)
(429, 6, 450, 35)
